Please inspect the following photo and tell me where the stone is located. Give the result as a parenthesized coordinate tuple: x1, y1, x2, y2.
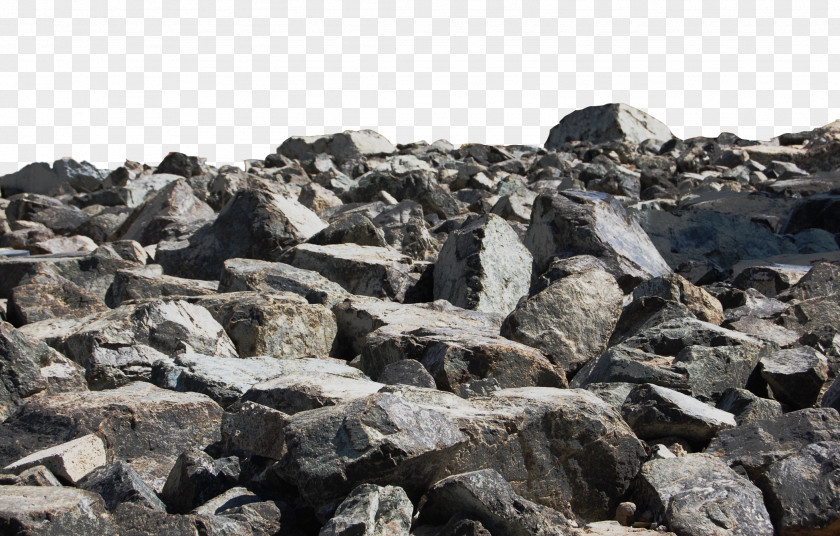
(348, 170, 461, 219)
(823, 375, 840, 411)
(281, 243, 422, 302)
(160, 449, 239, 514)
(191, 486, 286, 535)
(0, 485, 118, 534)
(0, 162, 66, 196)
(77, 460, 167, 512)
(218, 257, 350, 307)
(277, 130, 397, 163)
(777, 262, 840, 302)
(378, 359, 436, 389)
(715, 388, 783, 426)
(30, 234, 98, 255)
(490, 188, 537, 224)
(53, 158, 106, 193)
(81, 344, 169, 390)
(732, 264, 809, 298)
(3, 434, 106, 485)
(221, 401, 289, 460)
(417, 469, 578, 536)
(635, 454, 773, 536)
(319, 483, 413, 536)
(524, 191, 671, 291)
(759, 346, 829, 409)
(433, 213, 532, 316)
(154, 152, 208, 178)
(620, 383, 736, 443)
(545, 104, 673, 147)
(104, 265, 217, 307)
(298, 182, 344, 214)
(9, 279, 108, 325)
(306, 213, 389, 248)
(501, 267, 622, 376)
(6, 193, 89, 236)
(757, 441, 840, 535)
(782, 192, 840, 235)
(110, 503, 200, 536)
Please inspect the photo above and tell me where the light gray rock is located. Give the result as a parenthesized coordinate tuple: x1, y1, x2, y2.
(715, 388, 783, 426)
(0, 485, 118, 534)
(278, 130, 397, 163)
(79, 344, 169, 390)
(3, 434, 106, 485)
(320, 483, 413, 536)
(117, 172, 183, 208)
(545, 104, 673, 147)
(434, 213, 532, 316)
(378, 359, 436, 389)
(501, 267, 622, 376)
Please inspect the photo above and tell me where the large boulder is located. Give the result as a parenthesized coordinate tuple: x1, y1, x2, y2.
(758, 346, 829, 409)
(320, 483, 413, 536)
(0, 162, 66, 196)
(277, 130, 397, 163)
(433, 214, 532, 316)
(0, 486, 118, 534)
(545, 104, 673, 147)
(524, 191, 671, 291)
(104, 265, 217, 307)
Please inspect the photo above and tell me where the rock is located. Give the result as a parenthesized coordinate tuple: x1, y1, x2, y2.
(218, 257, 350, 307)
(105, 265, 217, 307)
(9, 279, 108, 325)
(63, 299, 238, 363)
(777, 262, 840, 301)
(620, 383, 736, 443)
(635, 454, 773, 536)
(732, 264, 809, 298)
(221, 401, 289, 460)
(276, 391, 467, 517)
(80, 344, 169, 390)
(716, 388, 783, 425)
(281, 243, 421, 302)
(823, 375, 840, 411)
(30, 234, 98, 254)
(581, 520, 671, 535)
(630, 273, 724, 325)
(348, 170, 461, 219)
(782, 192, 840, 234)
(0, 382, 223, 491)
(757, 440, 840, 535)
(157, 188, 327, 280)
(111, 503, 200, 536)
(378, 359, 436, 389)
(0, 162, 66, 196)
(53, 158, 106, 193)
(77, 460, 167, 512)
(306, 213, 389, 248)
(278, 130, 397, 163)
(191, 486, 286, 535)
(490, 188, 537, 224)
(545, 104, 673, 147)
(3, 434, 106, 485)
(433, 214, 532, 316)
(524, 191, 671, 291)
(299, 182, 344, 213)
(417, 469, 578, 536)
(501, 267, 622, 376)
(191, 291, 337, 358)
(0, 485, 118, 534)
(154, 152, 208, 178)
(706, 408, 840, 480)
(759, 347, 829, 409)
(319, 483, 413, 536)
(160, 449, 239, 514)
(6, 193, 89, 235)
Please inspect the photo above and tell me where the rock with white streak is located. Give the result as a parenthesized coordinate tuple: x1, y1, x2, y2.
(320, 483, 413, 536)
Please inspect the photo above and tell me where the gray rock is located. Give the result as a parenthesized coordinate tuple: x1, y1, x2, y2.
(782, 191, 840, 235)
(757, 441, 840, 535)
(501, 267, 622, 376)
(635, 454, 773, 536)
(160, 449, 239, 514)
(6, 193, 89, 235)
(823, 375, 840, 411)
(378, 359, 436, 389)
(53, 158, 107, 193)
(9, 277, 108, 326)
(777, 261, 840, 301)
(490, 188, 537, 224)
(732, 263, 809, 298)
(306, 213, 389, 248)
(434, 213, 532, 316)
(218, 257, 350, 307)
(0, 485, 118, 534)
(77, 460, 167, 512)
(81, 344, 169, 390)
(0, 162, 66, 196)
(105, 265, 217, 307)
(191, 486, 285, 536)
(621, 383, 736, 443)
(278, 130, 397, 163)
(417, 469, 578, 536)
(348, 170, 461, 219)
(524, 191, 671, 291)
(221, 401, 289, 460)
(545, 104, 673, 147)
(759, 346, 829, 409)
(320, 483, 413, 536)
(110, 503, 200, 536)
(154, 152, 208, 178)
(716, 388, 783, 426)
(584, 382, 636, 409)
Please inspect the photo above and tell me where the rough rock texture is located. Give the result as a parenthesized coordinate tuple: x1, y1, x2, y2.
(545, 103, 674, 147)
(77, 460, 167, 512)
(759, 346, 829, 409)
(433, 213, 532, 315)
(320, 483, 413, 536)
(3, 433, 106, 485)
(0, 485, 118, 534)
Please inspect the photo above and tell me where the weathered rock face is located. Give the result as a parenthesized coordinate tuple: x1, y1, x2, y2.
(433, 213, 532, 316)
(9, 279, 108, 325)
(0, 485, 119, 534)
(160, 449, 239, 514)
(105, 265, 217, 307)
(524, 191, 671, 290)
(3, 433, 107, 485)
(545, 103, 674, 147)
(278, 130, 397, 163)
(320, 483, 413, 536)
(501, 267, 623, 376)
(0, 162, 67, 196)
(758, 346, 829, 409)
(77, 460, 167, 512)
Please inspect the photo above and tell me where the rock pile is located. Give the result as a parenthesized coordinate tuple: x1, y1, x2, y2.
(0, 104, 839, 535)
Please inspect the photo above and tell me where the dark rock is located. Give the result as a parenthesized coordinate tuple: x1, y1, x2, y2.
(6, 193, 89, 235)
(319, 483, 413, 536)
(348, 170, 461, 219)
(53, 158, 106, 193)
(79, 344, 168, 390)
(154, 152, 207, 178)
(0, 486, 118, 534)
(77, 460, 167, 512)
(306, 213, 388, 248)
(823, 375, 840, 411)
(715, 388, 783, 425)
(777, 261, 840, 302)
(160, 449, 239, 514)
(782, 192, 840, 235)
(192, 486, 287, 536)
(111, 503, 201, 536)
(759, 346, 829, 409)
(221, 401, 289, 460)
(545, 104, 673, 147)
(0, 162, 66, 196)
(732, 264, 809, 298)
(378, 359, 436, 389)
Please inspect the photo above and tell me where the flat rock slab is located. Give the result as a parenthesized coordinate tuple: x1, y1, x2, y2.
(4, 433, 106, 485)
(0, 485, 118, 535)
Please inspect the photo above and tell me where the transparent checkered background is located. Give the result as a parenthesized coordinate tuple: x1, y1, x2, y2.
(1, 0, 838, 174)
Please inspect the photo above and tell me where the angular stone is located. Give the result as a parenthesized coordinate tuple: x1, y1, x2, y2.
(501, 267, 622, 376)
(191, 486, 285, 535)
(221, 401, 289, 460)
(160, 449, 239, 514)
(5, 193, 89, 234)
(278, 130, 397, 163)
(715, 388, 783, 426)
(104, 265, 217, 307)
(0, 162, 66, 196)
(759, 346, 829, 409)
(777, 262, 840, 301)
(30, 235, 98, 255)
(378, 359, 436, 389)
(635, 454, 773, 536)
(3, 434, 106, 485)
(348, 170, 461, 219)
(490, 188, 537, 224)
(53, 158, 106, 193)
(320, 483, 413, 536)
(81, 344, 168, 390)
(823, 375, 840, 412)
(434, 214, 532, 316)
(9, 279, 108, 325)
(218, 258, 350, 307)
(732, 263, 809, 298)
(306, 213, 389, 248)
(417, 469, 578, 536)
(0, 485, 118, 534)
(77, 460, 167, 512)
(524, 191, 671, 290)
(111, 502, 200, 536)
(545, 104, 673, 147)
(154, 152, 208, 178)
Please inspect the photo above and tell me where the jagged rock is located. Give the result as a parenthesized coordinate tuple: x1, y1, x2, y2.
(716, 388, 783, 425)
(776, 294, 840, 373)
(782, 191, 840, 234)
(348, 170, 461, 218)
(732, 263, 809, 298)
(299, 182, 344, 213)
(278, 130, 397, 163)
(320, 483, 413, 536)
(221, 401, 289, 460)
(192, 486, 286, 536)
(417, 469, 578, 536)
(501, 266, 622, 375)
(116, 178, 215, 246)
(160, 449, 239, 514)
(757, 441, 840, 535)
(306, 213, 389, 248)
(77, 460, 167, 512)
(80, 344, 168, 390)
(823, 375, 840, 411)
(545, 104, 673, 147)
(191, 291, 337, 358)
(105, 265, 217, 307)
(490, 188, 537, 224)
(0, 382, 223, 491)
(378, 359, 436, 389)
(433, 213, 532, 316)
(53, 158, 106, 193)
(0, 162, 66, 196)
(30, 234, 98, 254)
(584, 382, 636, 409)
(157, 188, 327, 280)
(218, 258, 350, 307)
(777, 262, 840, 301)
(3, 434, 106, 485)
(0, 485, 118, 534)
(706, 408, 840, 480)
(759, 346, 829, 409)
(9, 278, 108, 325)
(524, 191, 671, 290)
(154, 152, 208, 178)
(725, 315, 800, 347)
(111, 503, 200, 536)
(635, 454, 773, 536)
(63, 299, 238, 363)
(620, 383, 736, 443)
(281, 243, 422, 302)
